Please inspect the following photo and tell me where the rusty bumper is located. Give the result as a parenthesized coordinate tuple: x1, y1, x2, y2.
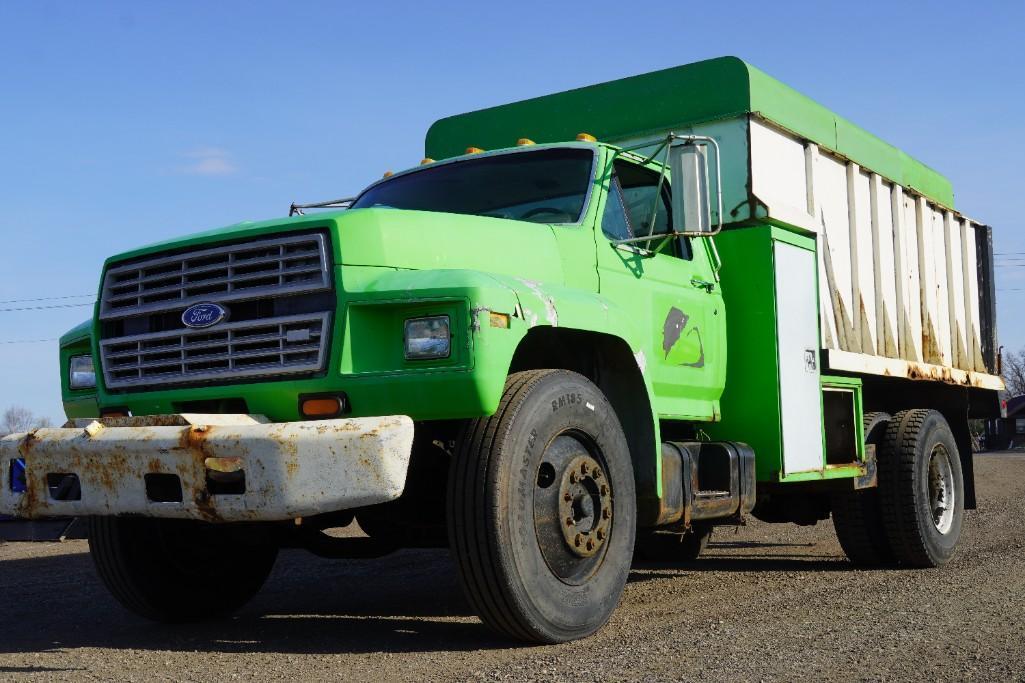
(0, 414, 414, 523)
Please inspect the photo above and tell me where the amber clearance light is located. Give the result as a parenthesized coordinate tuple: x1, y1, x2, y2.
(300, 396, 346, 419)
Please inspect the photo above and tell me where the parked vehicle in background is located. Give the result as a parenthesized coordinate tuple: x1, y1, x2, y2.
(0, 57, 1002, 643)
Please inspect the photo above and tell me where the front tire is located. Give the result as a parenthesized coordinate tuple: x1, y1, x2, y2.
(879, 409, 965, 568)
(89, 517, 278, 622)
(447, 369, 636, 643)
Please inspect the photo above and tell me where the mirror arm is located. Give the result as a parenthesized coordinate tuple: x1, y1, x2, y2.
(706, 234, 723, 281)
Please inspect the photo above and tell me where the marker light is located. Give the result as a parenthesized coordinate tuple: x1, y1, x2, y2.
(420, 158, 435, 165)
(576, 133, 597, 142)
(383, 170, 394, 178)
(516, 138, 535, 146)
(465, 147, 485, 154)
(300, 396, 345, 418)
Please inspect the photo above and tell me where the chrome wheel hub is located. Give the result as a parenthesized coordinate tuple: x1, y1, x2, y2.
(928, 444, 956, 535)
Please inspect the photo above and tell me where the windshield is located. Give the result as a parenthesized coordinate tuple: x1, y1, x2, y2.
(351, 148, 594, 224)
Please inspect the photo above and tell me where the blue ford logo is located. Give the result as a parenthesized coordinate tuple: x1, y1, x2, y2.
(182, 302, 228, 329)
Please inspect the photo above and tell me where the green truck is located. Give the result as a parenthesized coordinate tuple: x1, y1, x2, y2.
(1, 57, 1002, 643)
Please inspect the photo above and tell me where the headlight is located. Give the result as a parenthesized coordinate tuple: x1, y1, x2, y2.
(404, 316, 451, 360)
(69, 355, 96, 390)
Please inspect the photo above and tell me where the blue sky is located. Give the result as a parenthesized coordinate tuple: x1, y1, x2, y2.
(1, 1, 1022, 422)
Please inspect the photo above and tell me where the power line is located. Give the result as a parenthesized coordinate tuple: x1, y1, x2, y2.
(0, 302, 94, 313)
(0, 293, 95, 305)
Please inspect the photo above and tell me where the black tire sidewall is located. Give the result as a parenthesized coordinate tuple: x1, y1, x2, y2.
(489, 372, 636, 640)
(89, 517, 277, 621)
(910, 414, 964, 564)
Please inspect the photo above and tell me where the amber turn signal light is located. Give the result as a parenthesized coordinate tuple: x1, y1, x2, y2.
(300, 396, 344, 418)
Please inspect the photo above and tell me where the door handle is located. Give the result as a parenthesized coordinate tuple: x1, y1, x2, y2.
(690, 277, 715, 292)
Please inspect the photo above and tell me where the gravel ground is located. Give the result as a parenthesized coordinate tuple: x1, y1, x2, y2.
(1, 452, 1024, 682)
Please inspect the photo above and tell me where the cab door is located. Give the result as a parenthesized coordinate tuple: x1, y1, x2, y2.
(595, 158, 725, 420)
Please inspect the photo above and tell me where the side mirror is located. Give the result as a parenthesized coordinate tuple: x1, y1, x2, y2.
(668, 138, 721, 235)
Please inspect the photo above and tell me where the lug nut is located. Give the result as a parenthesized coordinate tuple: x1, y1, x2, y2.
(563, 492, 573, 502)
(586, 539, 594, 551)
(569, 472, 577, 484)
(596, 528, 605, 540)
(602, 507, 611, 520)
(565, 516, 575, 527)
(580, 462, 589, 475)
(592, 467, 602, 478)
(574, 533, 583, 547)
(600, 484, 609, 496)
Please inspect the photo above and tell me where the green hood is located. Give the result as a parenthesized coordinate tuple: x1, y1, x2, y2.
(334, 208, 566, 284)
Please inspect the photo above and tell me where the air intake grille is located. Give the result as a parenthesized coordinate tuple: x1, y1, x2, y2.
(98, 232, 333, 390)
(100, 313, 329, 389)
(100, 233, 331, 319)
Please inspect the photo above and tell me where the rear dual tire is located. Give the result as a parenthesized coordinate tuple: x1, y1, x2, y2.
(831, 412, 895, 566)
(832, 409, 964, 568)
(879, 409, 964, 568)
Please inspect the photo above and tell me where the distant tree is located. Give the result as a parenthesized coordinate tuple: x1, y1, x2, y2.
(0, 406, 51, 437)
(1002, 348, 1025, 397)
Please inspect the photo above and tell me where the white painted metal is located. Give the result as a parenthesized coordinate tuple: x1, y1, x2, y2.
(774, 242, 824, 474)
(870, 174, 899, 358)
(824, 349, 1003, 390)
(745, 117, 999, 387)
(0, 414, 415, 522)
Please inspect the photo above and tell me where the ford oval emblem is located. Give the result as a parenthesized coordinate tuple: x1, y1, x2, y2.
(181, 302, 228, 329)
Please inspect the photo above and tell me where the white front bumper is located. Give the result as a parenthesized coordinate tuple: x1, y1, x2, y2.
(0, 414, 414, 523)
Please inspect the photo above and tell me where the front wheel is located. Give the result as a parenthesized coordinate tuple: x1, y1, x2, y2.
(447, 370, 636, 643)
(89, 517, 278, 622)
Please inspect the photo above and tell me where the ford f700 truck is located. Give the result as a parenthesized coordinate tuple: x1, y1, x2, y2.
(1, 57, 1002, 643)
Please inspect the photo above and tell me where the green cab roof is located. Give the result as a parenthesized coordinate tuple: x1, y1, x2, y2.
(425, 56, 954, 208)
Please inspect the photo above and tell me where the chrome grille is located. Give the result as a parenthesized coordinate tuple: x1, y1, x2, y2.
(100, 313, 330, 389)
(98, 232, 334, 390)
(100, 233, 331, 320)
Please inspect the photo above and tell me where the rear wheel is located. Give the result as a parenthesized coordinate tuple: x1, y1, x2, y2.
(89, 517, 277, 622)
(831, 412, 896, 566)
(447, 369, 636, 643)
(879, 409, 964, 568)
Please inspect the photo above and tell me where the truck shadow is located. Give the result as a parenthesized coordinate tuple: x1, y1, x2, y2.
(0, 541, 848, 656)
(0, 546, 509, 656)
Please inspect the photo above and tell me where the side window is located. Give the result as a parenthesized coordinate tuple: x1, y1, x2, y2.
(601, 177, 632, 241)
(607, 161, 692, 260)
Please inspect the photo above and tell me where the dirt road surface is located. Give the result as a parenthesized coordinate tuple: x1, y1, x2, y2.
(2, 452, 1024, 682)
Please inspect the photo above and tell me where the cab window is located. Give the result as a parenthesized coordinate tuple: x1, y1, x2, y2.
(601, 161, 692, 260)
